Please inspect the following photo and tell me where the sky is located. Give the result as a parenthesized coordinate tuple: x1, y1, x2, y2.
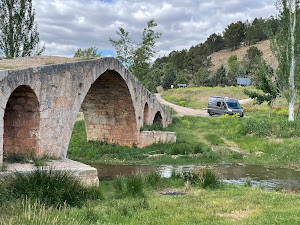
(33, 0, 277, 58)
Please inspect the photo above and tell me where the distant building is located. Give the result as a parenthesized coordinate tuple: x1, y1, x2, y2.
(237, 78, 250, 86)
(177, 83, 187, 88)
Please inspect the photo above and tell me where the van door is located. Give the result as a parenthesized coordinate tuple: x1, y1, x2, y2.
(216, 101, 223, 115)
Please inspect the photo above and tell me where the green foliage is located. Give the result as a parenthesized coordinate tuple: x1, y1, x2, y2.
(212, 65, 227, 86)
(140, 123, 164, 131)
(244, 59, 278, 117)
(4, 152, 58, 166)
(109, 19, 161, 92)
(7, 169, 101, 207)
(0, 0, 45, 58)
(161, 63, 176, 90)
(182, 168, 220, 189)
(245, 18, 268, 45)
(109, 27, 133, 66)
(223, 21, 246, 51)
(205, 33, 225, 53)
(74, 46, 101, 58)
(267, 0, 300, 121)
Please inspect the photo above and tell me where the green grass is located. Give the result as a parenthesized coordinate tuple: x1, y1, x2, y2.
(161, 86, 252, 109)
(1, 173, 300, 224)
(4, 169, 101, 208)
(68, 112, 300, 168)
(67, 120, 220, 165)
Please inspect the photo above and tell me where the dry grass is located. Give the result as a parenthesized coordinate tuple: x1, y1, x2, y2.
(0, 56, 100, 71)
(209, 40, 277, 74)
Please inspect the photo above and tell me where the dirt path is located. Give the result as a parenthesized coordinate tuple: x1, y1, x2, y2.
(155, 93, 252, 117)
(154, 93, 209, 117)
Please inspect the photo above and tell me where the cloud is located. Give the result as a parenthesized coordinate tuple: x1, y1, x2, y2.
(33, 0, 276, 58)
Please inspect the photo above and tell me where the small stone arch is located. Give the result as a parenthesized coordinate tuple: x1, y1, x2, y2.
(3, 85, 40, 157)
(143, 103, 149, 125)
(153, 111, 163, 125)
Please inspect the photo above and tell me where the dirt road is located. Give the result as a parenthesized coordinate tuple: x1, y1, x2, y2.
(155, 93, 252, 117)
(154, 93, 210, 117)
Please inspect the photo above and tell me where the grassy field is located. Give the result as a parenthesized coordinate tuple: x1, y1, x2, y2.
(2, 172, 300, 225)
(161, 86, 252, 109)
(68, 109, 300, 168)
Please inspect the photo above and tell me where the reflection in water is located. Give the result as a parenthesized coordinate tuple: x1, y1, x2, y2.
(91, 163, 300, 191)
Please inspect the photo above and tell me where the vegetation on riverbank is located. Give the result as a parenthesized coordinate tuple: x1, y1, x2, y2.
(1, 171, 300, 224)
(68, 110, 300, 168)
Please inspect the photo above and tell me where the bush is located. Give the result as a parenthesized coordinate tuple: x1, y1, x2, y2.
(8, 169, 101, 207)
(182, 167, 220, 189)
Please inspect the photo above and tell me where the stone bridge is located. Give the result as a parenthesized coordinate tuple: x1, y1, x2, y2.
(0, 57, 174, 164)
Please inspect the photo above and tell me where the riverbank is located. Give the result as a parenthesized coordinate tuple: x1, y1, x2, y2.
(2, 173, 300, 224)
(68, 114, 300, 169)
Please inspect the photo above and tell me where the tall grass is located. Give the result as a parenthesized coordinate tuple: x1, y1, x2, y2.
(7, 169, 101, 207)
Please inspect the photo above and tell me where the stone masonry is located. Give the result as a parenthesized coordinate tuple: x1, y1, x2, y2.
(0, 57, 174, 165)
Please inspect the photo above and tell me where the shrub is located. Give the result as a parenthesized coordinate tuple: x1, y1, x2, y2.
(8, 169, 101, 207)
(181, 120, 191, 128)
(182, 167, 220, 189)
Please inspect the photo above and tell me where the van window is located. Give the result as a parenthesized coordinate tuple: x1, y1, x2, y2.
(217, 102, 221, 107)
(227, 102, 241, 109)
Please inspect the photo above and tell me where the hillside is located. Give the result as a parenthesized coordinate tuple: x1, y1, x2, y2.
(209, 40, 278, 74)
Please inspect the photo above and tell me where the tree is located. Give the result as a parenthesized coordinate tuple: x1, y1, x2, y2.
(109, 28, 133, 66)
(244, 59, 278, 117)
(227, 55, 239, 85)
(0, 0, 44, 58)
(213, 65, 227, 87)
(205, 33, 225, 53)
(161, 63, 176, 90)
(223, 21, 246, 51)
(268, 0, 300, 121)
(244, 46, 263, 85)
(74, 46, 101, 58)
(109, 19, 161, 91)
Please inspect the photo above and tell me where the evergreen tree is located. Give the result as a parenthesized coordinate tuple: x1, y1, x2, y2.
(244, 59, 278, 117)
(223, 21, 246, 51)
(0, 0, 45, 58)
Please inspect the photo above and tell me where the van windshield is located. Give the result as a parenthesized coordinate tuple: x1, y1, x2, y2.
(226, 102, 241, 109)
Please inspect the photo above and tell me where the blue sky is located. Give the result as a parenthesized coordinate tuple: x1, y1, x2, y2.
(33, 0, 277, 58)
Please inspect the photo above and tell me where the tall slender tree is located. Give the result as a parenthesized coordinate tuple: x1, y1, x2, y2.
(269, 0, 300, 121)
(0, 0, 45, 58)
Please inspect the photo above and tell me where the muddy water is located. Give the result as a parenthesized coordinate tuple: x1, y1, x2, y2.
(91, 163, 300, 191)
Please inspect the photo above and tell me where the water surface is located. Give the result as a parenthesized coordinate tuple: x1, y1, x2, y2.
(91, 163, 300, 191)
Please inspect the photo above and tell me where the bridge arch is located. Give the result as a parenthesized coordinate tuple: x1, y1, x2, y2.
(153, 111, 163, 125)
(80, 70, 138, 146)
(3, 85, 40, 157)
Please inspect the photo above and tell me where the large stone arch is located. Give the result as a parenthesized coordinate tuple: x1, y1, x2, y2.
(3, 85, 40, 157)
(80, 70, 138, 146)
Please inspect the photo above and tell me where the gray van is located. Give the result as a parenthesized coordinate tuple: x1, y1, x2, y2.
(207, 96, 243, 117)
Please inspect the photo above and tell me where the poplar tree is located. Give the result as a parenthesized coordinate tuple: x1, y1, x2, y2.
(269, 0, 300, 121)
(0, 0, 45, 58)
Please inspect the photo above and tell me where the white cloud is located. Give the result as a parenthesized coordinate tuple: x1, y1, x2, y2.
(32, 0, 276, 57)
